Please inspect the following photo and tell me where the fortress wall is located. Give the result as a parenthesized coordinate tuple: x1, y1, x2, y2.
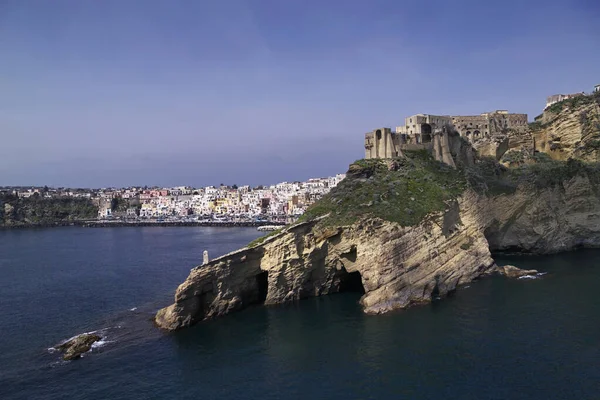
(452, 116, 489, 137)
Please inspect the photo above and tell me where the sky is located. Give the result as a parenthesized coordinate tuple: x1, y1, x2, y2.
(1, 0, 599, 188)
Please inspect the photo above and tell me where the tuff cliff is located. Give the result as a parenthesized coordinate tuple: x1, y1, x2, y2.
(469, 92, 600, 165)
(156, 146, 600, 331)
(0, 194, 98, 228)
(496, 92, 600, 165)
(530, 92, 600, 162)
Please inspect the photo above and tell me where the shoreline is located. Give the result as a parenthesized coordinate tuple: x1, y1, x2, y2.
(0, 220, 289, 230)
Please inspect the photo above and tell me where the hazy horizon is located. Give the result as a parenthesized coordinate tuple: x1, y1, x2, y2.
(2, 0, 599, 187)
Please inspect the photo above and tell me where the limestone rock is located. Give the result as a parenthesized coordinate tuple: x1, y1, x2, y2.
(498, 265, 538, 278)
(54, 333, 101, 361)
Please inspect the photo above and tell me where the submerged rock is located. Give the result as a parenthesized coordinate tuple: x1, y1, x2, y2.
(55, 333, 101, 361)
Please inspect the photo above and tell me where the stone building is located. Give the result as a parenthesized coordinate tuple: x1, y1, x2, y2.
(364, 128, 401, 159)
(451, 110, 528, 139)
(395, 114, 453, 144)
(595, 84, 600, 93)
(365, 110, 528, 160)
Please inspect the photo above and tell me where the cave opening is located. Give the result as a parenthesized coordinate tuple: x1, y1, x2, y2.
(255, 271, 269, 304)
(339, 270, 366, 294)
(430, 282, 440, 300)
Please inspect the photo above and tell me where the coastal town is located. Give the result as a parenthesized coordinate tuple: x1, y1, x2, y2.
(0, 174, 346, 225)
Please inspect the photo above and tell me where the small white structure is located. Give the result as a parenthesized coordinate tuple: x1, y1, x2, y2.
(594, 84, 600, 93)
(98, 207, 112, 219)
(545, 93, 583, 109)
(203, 250, 209, 265)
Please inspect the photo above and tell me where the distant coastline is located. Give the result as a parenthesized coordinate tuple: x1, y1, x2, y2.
(0, 219, 287, 230)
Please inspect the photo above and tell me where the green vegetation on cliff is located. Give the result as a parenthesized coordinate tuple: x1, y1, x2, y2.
(248, 227, 283, 247)
(299, 150, 467, 228)
(299, 150, 600, 231)
(469, 156, 600, 196)
(0, 194, 98, 227)
(545, 92, 600, 115)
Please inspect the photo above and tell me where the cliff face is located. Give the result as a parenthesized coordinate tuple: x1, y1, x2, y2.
(531, 93, 600, 162)
(156, 190, 495, 330)
(0, 195, 98, 227)
(156, 154, 600, 331)
(483, 174, 600, 252)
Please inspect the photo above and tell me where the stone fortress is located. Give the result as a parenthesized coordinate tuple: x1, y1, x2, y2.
(365, 110, 528, 160)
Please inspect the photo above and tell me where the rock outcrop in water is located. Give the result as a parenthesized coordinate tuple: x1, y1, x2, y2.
(497, 265, 538, 278)
(156, 106, 600, 331)
(54, 333, 101, 361)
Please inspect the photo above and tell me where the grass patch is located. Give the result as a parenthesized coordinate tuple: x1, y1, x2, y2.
(248, 228, 283, 248)
(298, 151, 467, 228)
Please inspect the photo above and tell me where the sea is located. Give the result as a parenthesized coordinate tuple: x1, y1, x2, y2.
(0, 226, 599, 400)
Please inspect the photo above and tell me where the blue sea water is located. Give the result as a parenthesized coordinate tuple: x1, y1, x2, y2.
(1, 227, 599, 400)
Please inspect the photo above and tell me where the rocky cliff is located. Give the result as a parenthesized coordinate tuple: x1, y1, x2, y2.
(156, 149, 600, 331)
(530, 93, 600, 162)
(469, 92, 600, 165)
(0, 194, 98, 228)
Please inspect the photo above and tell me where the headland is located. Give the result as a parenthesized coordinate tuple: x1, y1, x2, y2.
(156, 88, 600, 330)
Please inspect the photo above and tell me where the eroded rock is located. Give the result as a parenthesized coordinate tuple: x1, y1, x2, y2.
(497, 265, 538, 279)
(54, 333, 101, 361)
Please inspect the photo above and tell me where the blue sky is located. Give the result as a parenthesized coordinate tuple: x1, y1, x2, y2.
(1, 0, 599, 188)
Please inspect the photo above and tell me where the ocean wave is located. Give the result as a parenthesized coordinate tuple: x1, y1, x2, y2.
(536, 272, 548, 276)
(130, 307, 137, 311)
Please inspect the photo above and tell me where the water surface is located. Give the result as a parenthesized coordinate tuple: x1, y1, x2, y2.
(1, 227, 599, 399)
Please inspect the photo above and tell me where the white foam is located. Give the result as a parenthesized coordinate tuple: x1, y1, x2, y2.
(536, 272, 548, 276)
(130, 307, 137, 311)
(56, 330, 100, 347)
(463, 285, 471, 289)
(518, 275, 538, 280)
(90, 339, 113, 350)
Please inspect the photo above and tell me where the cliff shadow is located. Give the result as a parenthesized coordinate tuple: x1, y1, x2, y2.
(239, 270, 269, 306)
(338, 269, 366, 294)
(337, 245, 365, 294)
(256, 271, 269, 304)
